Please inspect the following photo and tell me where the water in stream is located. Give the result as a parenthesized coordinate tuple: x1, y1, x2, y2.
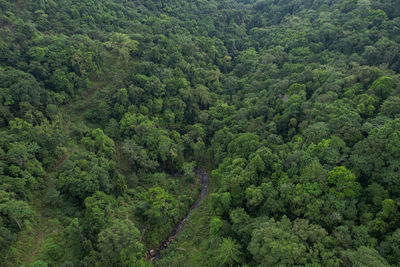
(147, 168, 209, 261)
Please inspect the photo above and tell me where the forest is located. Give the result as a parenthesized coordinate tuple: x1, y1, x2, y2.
(0, 0, 400, 266)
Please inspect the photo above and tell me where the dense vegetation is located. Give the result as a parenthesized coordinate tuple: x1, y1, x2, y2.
(1, 0, 400, 266)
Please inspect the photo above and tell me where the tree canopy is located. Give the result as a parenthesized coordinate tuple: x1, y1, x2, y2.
(1, 0, 400, 266)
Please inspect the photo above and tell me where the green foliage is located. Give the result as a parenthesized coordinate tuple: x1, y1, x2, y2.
(213, 237, 242, 267)
(97, 218, 144, 266)
(209, 217, 223, 236)
(351, 119, 400, 195)
(248, 216, 339, 266)
(379, 229, 400, 265)
(1, 0, 400, 265)
(83, 191, 115, 240)
(210, 192, 231, 216)
(104, 33, 138, 61)
(327, 166, 361, 199)
(369, 76, 394, 101)
(380, 96, 400, 118)
(29, 260, 48, 267)
(341, 246, 389, 266)
(82, 128, 115, 158)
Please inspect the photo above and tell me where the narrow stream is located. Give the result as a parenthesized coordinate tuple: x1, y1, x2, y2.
(147, 168, 209, 261)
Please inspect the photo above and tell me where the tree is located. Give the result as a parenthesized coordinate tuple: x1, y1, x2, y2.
(351, 119, 400, 195)
(302, 122, 330, 145)
(306, 136, 349, 168)
(248, 217, 307, 266)
(380, 96, 400, 118)
(341, 246, 389, 267)
(369, 76, 394, 101)
(379, 229, 400, 265)
(29, 260, 48, 267)
(355, 94, 377, 118)
(327, 166, 361, 200)
(210, 216, 223, 236)
(0, 68, 45, 123)
(0, 189, 34, 232)
(227, 133, 260, 159)
(213, 237, 242, 267)
(210, 192, 231, 216)
(97, 218, 144, 266)
(121, 139, 158, 170)
(83, 191, 114, 241)
(57, 151, 116, 203)
(82, 128, 115, 158)
(144, 187, 179, 227)
(104, 33, 138, 60)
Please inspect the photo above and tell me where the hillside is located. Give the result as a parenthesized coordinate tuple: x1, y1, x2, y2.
(1, 0, 400, 266)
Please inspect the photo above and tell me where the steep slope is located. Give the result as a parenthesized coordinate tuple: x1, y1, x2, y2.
(1, 0, 400, 266)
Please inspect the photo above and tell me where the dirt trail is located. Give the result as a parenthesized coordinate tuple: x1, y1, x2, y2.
(25, 147, 71, 265)
(66, 117, 71, 135)
(23, 70, 108, 266)
(25, 89, 75, 265)
(25, 202, 46, 265)
(147, 168, 209, 261)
